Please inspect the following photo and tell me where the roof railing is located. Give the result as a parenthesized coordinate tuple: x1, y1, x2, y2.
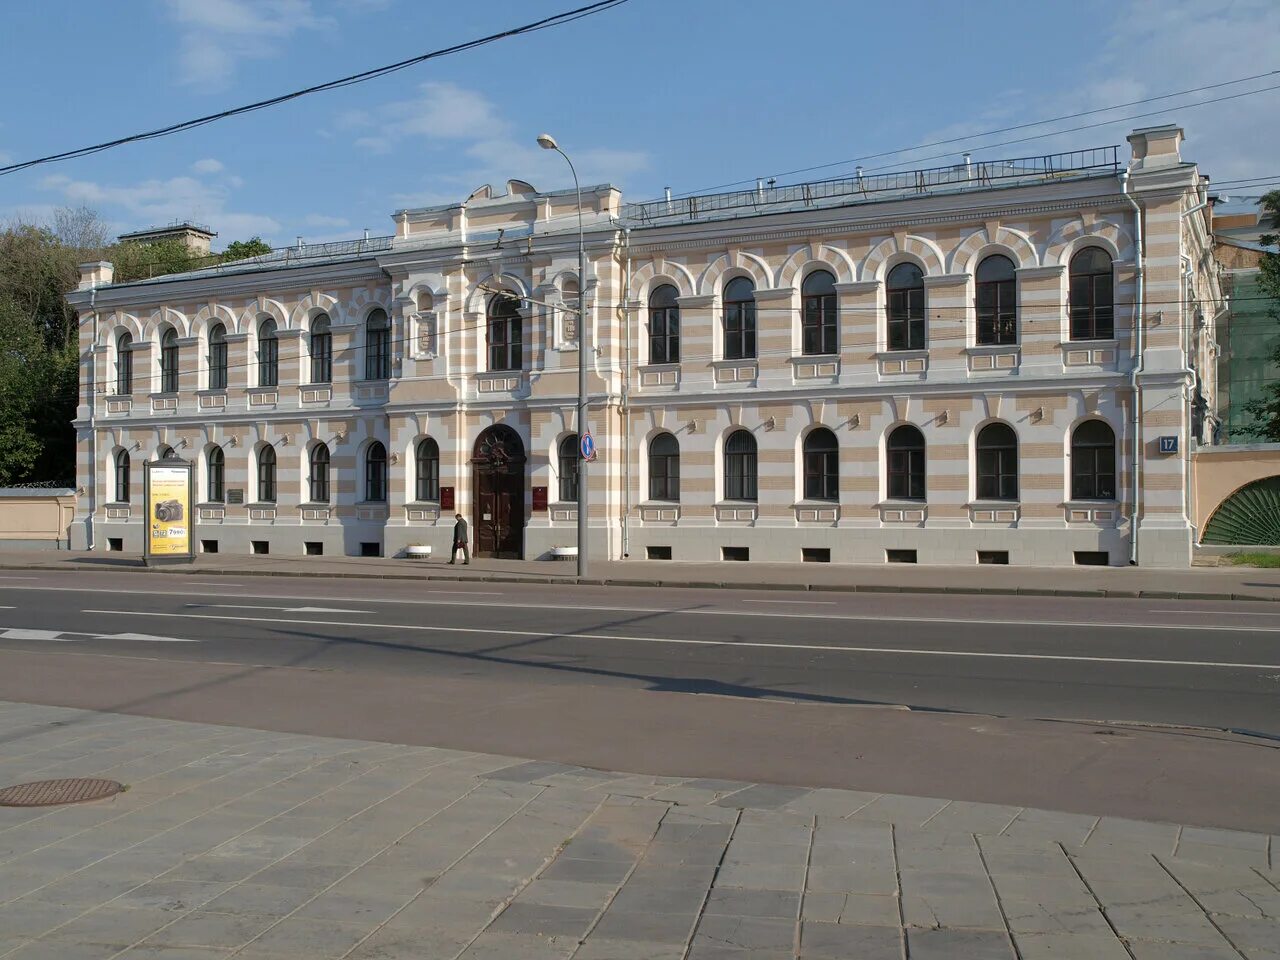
(622, 146, 1121, 225)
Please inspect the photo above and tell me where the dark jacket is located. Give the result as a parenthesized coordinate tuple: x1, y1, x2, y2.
(452, 517, 468, 545)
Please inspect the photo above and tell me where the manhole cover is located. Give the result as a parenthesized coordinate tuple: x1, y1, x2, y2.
(0, 778, 124, 807)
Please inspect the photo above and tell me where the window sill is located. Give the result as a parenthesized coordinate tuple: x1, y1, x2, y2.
(968, 499, 1021, 508)
(873, 349, 928, 360)
(964, 344, 1020, 354)
(790, 353, 840, 363)
(711, 357, 758, 367)
(878, 499, 926, 508)
(1064, 499, 1118, 508)
(1062, 337, 1119, 347)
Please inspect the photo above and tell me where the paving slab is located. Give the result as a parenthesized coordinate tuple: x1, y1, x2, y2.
(0, 700, 1271, 959)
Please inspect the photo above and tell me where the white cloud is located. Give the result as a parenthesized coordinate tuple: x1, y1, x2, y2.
(303, 213, 350, 228)
(164, 0, 330, 87)
(191, 158, 224, 175)
(38, 170, 281, 242)
(898, 0, 1280, 189)
(349, 81, 650, 201)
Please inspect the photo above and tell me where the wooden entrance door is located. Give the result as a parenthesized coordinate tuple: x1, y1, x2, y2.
(472, 425, 525, 558)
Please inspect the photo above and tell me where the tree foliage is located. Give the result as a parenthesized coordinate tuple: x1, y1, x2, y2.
(1238, 191, 1280, 441)
(222, 237, 272, 262)
(0, 206, 273, 484)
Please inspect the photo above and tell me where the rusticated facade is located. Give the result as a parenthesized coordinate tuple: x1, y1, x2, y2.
(67, 125, 1220, 567)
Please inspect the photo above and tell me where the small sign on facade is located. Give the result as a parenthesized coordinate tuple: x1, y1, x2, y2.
(1158, 435, 1179, 455)
(226, 489, 244, 505)
(532, 486, 548, 512)
(440, 486, 455, 510)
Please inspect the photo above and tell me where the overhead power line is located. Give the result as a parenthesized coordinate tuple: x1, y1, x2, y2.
(0, 0, 628, 177)
(669, 69, 1280, 200)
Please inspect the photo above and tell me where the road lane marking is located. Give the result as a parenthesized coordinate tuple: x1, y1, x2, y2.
(189, 604, 367, 614)
(81, 609, 1280, 671)
(742, 599, 837, 605)
(0, 576, 38, 580)
(1151, 609, 1280, 617)
(186, 581, 246, 587)
(0, 627, 196, 643)
(11, 584, 1280, 632)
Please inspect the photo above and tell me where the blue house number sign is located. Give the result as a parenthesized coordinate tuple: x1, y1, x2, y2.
(1158, 435, 1178, 455)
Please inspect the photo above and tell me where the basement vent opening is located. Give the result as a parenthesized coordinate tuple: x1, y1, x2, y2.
(721, 546, 749, 562)
(646, 546, 673, 560)
(977, 550, 1008, 565)
(200, 539, 218, 554)
(886, 549, 917, 564)
(251, 540, 269, 555)
(1074, 550, 1109, 566)
(107, 538, 123, 552)
(305, 542, 323, 556)
(360, 542, 381, 558)
(802, 548, 831, 563)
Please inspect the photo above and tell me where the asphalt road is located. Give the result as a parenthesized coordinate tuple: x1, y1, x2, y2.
(0, 568, 1278, 829)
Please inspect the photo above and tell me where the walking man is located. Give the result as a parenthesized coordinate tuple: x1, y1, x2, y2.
(449, 512, 470, 565)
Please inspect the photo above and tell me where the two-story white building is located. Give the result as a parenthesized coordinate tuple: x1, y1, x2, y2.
(67, 124, 1220, 567)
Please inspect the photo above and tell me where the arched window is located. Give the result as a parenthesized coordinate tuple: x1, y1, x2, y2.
(803, 428, 839, 501)
(115, 450, 130, 503)
(558, 435, 579, 502)
(887, 425, 925, 500)
(258, 318, 278, 387)
(801, 270, 838, 356)
(723, 277, 756, 360)
(116, 333, 133, 395)
(208, 323, 227, 390)
(415, 438, 439, 502)
(649, 284, 680, 364)
(257, 446, 277, 503)
(724, 430, 757, 502)
(648, 433, 680, 501)
(1069, 247, 1114, 341)
(364, 308, 390, 380)
(207, 446, 225, 503)
(561, 278, 580, 343)
(157, 445, 174, 460)
(309, 443, 330, 503)
(976, 255, 1017, 345)
(887, 262, 925, 351)
(487, 295, 522, 371)
(310, 314, 332, 384)
(1071, 421, 1116, 500)
(160, 328, 180, 393)
(365, 442, 387, 502)
(975, 423, 1018, 500)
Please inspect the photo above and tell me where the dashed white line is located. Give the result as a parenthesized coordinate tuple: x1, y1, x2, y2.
(741, 599, 837, 605)
(81, 608, 1280, 671)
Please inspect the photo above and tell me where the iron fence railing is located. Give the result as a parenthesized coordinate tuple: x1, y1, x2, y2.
(622, 146, 1121, 225)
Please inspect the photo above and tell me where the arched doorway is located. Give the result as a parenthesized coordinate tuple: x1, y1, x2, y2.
(472, 425, 526, 558)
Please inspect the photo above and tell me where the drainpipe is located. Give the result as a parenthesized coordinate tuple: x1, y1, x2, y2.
(1120, 171, 1144, 565)
(621, 227, 632, 559)
(86, 287, 98, 552)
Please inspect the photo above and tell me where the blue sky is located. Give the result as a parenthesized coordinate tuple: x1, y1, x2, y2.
(0, 0, 1276, 248)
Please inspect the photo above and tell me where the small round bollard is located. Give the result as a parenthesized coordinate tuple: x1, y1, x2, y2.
(0, 778, 124, 807)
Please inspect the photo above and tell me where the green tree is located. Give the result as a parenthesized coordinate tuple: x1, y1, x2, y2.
(1237, 191, 1280, 440)
(221, 236, 271, 262)
(108, 237, 204, 283)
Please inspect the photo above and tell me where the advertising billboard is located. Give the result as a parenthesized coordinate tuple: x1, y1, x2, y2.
(143, 457, 194, 565)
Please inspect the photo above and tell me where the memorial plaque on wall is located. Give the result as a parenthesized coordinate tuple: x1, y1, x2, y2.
(227, 489, 245, 505)
(439, 486, 455, 510)
(532, 486, 548, 512)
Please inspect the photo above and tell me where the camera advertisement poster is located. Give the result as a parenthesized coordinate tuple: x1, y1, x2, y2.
(145, 461, 193, 562)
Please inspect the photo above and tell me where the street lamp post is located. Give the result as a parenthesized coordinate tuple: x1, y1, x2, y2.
(537, 133, 589, 577)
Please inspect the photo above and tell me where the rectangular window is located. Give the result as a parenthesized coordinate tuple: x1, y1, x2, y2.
(802, 547, 831, 563)
(1074, 550, 1109, 566)
(646, 546, 673, 560)
(209, 341, 227, 390)
(117, 349, 133, 395)
(259, 338, 279, 387)
(365, 328, 390, 380)
(724, 303, 756, 360)
(310, 461, 329, 503)
(721, 546, 749, 561)
(886, 549, 917, 563)
(802, 296, 837, 355)
(887, 287, 925, 350)
(887, 450, 924, 500)
(366, 460, 387, 503)
(650, 309, 680, 364)
(311, 333, 332, 383)
(1070, 274, 1114, 340)
(976, 281, 1017, 345)
(977, 550, 1009, 565)
(161, 344, 179, 393)
(976, 449, 1017, 500)
(488, 317, 522, 371)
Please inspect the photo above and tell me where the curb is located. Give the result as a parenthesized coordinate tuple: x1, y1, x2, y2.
(0, 562, 1273, 603)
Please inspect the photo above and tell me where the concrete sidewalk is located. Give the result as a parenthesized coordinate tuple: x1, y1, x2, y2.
(5, 547, 1280, 601)
(0, 702, 1275, 959)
